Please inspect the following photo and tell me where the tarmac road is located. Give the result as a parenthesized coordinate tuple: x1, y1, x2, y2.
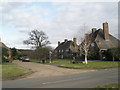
(2, 68, 118, 88)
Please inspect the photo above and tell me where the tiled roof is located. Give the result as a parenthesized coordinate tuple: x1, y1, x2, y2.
(92, 29, 120, 49)
(55, 41, 71, 51)
(55, 41, 79, 53)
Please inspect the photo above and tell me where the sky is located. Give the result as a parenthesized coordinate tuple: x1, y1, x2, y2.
(0, 1, 118, 49)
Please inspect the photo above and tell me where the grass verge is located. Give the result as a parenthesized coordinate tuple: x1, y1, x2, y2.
(30, 59, 40, 63)
(2, 62, 15, 65)
(97, 83, 119, 88)
(2, 65, 33, 80)
(31, 59, 72, 64)
(59, 61, 120, 69)
(45, 59, 71, 64)
(89, 83, 120, 90)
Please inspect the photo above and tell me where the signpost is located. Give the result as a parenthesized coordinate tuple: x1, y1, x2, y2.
(49, 51, 52, 63)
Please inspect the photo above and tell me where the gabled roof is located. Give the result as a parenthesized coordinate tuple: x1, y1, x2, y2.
(55, 40, 79, 53)
(92, 29, 120, 50)
(0, 42, 10, 50)
(55, 41, 71, 51)
(91, 30, 100, 42)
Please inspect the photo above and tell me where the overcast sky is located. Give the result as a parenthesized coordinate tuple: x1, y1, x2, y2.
(0, 1, 118, 49)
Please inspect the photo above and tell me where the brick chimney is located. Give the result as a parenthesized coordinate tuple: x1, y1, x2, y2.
(103, 22, 109, 40)
(73, 38, 77, 46)
(92, 28, 96, 33)
(85, 33, 90, 42)
(58, 41, 60, 46)
(64, 39, 68, 42)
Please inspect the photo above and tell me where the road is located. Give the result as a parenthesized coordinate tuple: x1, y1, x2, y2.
(3, 68, 118, 88)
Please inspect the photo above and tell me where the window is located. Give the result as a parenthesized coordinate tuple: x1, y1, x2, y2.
(61, 55, 63, 59)
(58, 50, 61, 52)
(91, 43, 94, 47)
(66, 49, 69, 52)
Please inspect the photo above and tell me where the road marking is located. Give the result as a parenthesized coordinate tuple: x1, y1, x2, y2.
(42, 76, 90, 85)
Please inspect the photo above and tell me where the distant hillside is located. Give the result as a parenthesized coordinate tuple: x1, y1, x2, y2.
(17, 49, 34, 57)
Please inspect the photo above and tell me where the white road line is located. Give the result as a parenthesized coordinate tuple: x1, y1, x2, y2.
(42, 76, 90, 85)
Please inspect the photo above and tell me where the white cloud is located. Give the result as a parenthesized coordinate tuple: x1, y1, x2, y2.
(1, 2, 118, 49)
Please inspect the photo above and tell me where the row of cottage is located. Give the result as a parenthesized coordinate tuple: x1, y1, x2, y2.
(1, 22, 120, 60)
(54, 22, 120, 60)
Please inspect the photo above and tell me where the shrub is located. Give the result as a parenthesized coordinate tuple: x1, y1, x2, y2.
(1, 47, 9, 62)
(106, 48, 120, 61)
(33, 46, 53, 61)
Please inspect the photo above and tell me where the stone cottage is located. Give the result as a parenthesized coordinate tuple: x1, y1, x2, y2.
(54, 38, 79, 59)
(80, 22, 120, 60)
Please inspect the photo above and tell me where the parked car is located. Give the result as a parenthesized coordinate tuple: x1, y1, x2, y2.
(6, 60, 13, 63)
(19, 56, 31, 62)
(19, 57, 24, 61)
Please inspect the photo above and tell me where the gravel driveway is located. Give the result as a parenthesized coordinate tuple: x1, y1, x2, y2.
(13, 60, 96, 79)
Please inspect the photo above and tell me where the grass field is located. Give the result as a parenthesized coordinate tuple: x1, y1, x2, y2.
(59, 61, 120, 69)
(2, 65, 33, 80)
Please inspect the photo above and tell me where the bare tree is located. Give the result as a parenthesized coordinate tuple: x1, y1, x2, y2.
(80, 33, 91, 64)
(75, 24, 91, 64)
(23, 30, 50, 49)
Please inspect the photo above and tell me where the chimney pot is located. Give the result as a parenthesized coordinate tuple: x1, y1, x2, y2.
(58, 41, 60, 46)
(64, 39, 68, 42)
